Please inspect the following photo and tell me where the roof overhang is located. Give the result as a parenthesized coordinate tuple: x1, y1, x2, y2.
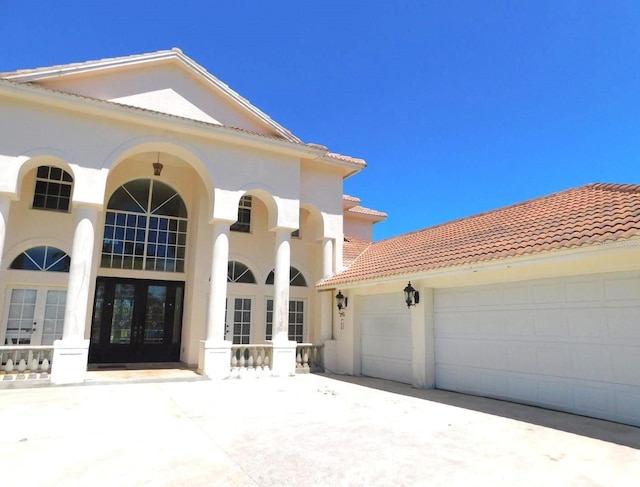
(0, 78, 327, 160)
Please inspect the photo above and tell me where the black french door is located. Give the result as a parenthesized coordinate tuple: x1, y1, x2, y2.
(89, 277, 184, 363)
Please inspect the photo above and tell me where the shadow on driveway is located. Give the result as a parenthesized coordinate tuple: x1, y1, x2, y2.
(320, 373, 640, 450)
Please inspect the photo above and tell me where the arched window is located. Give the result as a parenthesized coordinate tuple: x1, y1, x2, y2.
(227, 261, 256, 283)
(32, 165, 73, 212)
(10, 246, 70, 272)
(265, 266, 307, 287)
(101, 179, 187, 272)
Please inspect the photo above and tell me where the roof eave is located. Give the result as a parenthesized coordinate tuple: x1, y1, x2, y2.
(0, 79, 326, 160)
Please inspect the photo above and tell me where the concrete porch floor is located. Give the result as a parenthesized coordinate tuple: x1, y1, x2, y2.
(1, 373, 638, 486)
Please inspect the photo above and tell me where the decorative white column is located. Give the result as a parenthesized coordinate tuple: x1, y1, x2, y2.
(322, 237, 334, 278)
(198, 220, 232, 379)
(271, 228, 296, 376)
(0, 197, 11, 324)
(0, 196, 10, 267)
(51, 205, 98, 385)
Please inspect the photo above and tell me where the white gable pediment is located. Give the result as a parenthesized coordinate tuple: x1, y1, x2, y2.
(5, 50, 297, 141)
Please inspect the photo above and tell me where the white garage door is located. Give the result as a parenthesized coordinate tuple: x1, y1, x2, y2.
(434, 271, 640, 426)
(360, 293, 412, 384)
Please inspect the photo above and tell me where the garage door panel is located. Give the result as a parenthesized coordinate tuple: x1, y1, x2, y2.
(604, 276, 640, 300)
(360, 294, 411, 384)
(362, 356, 412, 384)
(533, 310, 568, 337)
(607, 307, 640, 339)
(612, 349, 640, 386)
(567, 308, 604, 338)
(435, 271, 640, 426)
(362, 335, 410, 359)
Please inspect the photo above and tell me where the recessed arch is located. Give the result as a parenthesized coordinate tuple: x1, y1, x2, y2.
(104, 137, 214, 219)
(15, 152, 77, 202)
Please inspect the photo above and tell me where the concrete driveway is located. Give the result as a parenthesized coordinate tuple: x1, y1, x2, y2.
(1, 373, 638, 486)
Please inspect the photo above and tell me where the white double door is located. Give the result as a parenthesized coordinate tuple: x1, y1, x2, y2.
(2, 287, 66, 345)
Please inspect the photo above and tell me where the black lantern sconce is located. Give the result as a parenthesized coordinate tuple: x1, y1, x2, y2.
(404, 281, 420, 308)
(153, 152, 164, 176)
(336, 290, 348, 317)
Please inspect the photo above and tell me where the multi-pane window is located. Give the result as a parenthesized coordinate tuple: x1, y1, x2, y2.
(32, 165, 73, 212)
(10, 246, 70, 272)
(227, 261, 256, 283)
(265, 299, 304, 342)
(232, 298, 252, 344)
(265, 266, 307, 287)
(101, 179, 187, 272)
(230, 196, 252, 233)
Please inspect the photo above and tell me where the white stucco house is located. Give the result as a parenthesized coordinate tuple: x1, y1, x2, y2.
(0, 48, 384, 384)
(1, 49, 638, 427)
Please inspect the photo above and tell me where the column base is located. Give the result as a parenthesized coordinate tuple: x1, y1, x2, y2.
(51, 339, 90, 385)
(271, 340, 297, 377)
(198, 340, 232, 380)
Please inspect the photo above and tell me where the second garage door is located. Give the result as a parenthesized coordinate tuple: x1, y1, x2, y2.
(434, 271, 640, 426)
(360, 293, 412, 384)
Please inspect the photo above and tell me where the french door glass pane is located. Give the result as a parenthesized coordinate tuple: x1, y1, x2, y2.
(5, 289, 37, 345)
(144, 285, 166, 344)
(41, 290, 66, 345)
(110, 284, 135, 344)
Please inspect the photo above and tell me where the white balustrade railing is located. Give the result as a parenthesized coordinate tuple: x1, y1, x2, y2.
(230, 344, 273, 378)
(296, 343, 324, 373)
(0, 346, 53, 381)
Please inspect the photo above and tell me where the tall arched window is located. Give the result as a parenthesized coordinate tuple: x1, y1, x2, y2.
(101, 179, 187, 272)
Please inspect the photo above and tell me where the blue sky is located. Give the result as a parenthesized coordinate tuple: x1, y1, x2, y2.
(2, 1, 639, 240)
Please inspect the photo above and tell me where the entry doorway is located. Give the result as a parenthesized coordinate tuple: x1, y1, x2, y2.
(89, 277, 184, 363)
(2, 287, 66, 345)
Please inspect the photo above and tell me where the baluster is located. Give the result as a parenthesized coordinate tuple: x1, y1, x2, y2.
(264, 351, 270, 370)
(17, 357, 27, 372)
(42, 357, 50, 372)
(5, 358, 13, 373)
(256, 348, 263, 369)
(239, 348, 246, 369)
(247, 349, 254, 369)
(296, 350, 302, 368)
(231, 349, 238, 368)
(303, 348, 309, 368)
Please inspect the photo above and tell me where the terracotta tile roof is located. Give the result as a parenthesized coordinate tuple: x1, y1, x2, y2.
(343, 235, 372, 267)
(326, 152, 367, 167)
(346, 205, 388, 219)
(343, 194, 361, 203)
(322, 183, 640, 287)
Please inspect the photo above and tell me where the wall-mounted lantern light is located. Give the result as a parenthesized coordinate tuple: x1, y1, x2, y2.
(153, 152, 164, 176)
(336, 290, 348, 317)
(404, 281, 420, 308)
